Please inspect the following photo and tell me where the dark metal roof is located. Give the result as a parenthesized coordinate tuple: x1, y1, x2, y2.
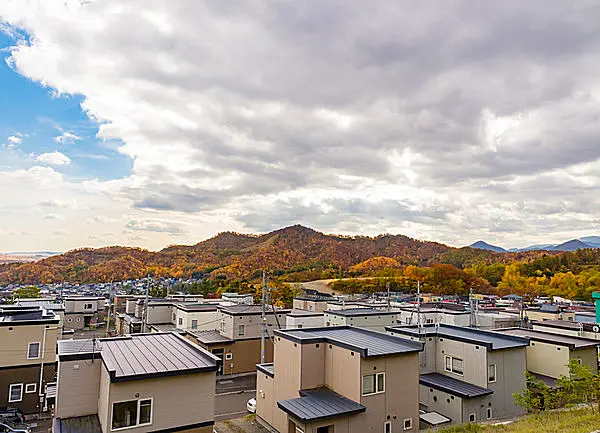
(101, 333, 218, 381)
(531, 372, 558, 388)
(257, 363, 274, 377)
(174, 303, 218, 312)
(420, 373, 493, 398)
(277, 387, 365, 422)
(288, 309, 325, 317)
(387, 324, 529, 351)
(53, 415, 102, 433)
(325, 308, 398, 317)
(0, 307, 60, 325)
(275, 326, 423, 357)
(497, 328, 600, 350)
(218, 305, 290, 316)
(58, 339, 98, 357)
(187, 329, 233, 345)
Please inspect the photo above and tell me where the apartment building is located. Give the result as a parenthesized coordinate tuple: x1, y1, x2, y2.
(0, 306, 60, 414)
(186, 305, 290, 375)
(256, 326, 423, 433)
(387, 324, 529, 427)
(497, 328, 599, 385)
(397, 304, 470, 327)
(531, 320, 600, 340)
(324, 308, 399, 332)
(286, 310, 325, 329)
(54, 332, 218, 433)
(64, 297, 106, 330)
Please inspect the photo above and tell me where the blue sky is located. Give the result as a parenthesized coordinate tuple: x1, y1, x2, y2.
(0, 31, 131, 180)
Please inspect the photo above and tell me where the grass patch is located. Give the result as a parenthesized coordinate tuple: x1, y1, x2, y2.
(437, 408, 600, 433)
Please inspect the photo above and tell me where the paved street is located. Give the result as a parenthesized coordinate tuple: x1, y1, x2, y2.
(215, 389, 255, 421)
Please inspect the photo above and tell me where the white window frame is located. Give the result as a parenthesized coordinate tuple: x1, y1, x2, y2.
(488, 364, 497, 383)
(238, 324, 245, 336)
(111, 397, 153, 431)
(384, 420, 392, 433)
(403, 417, 413, 430)
(191, 319, 198, 329)
(444, 355, 464, 376)
(468, 413, 476, 423)
(225, 353, 233, 360)
(25, 383, 37, 394)
(486, 408, 493, 419)
(178, 317, 183, 326)
(27, 342, 41, 360)
(220, 320, 225, 333)
(8, 384, 23, 403)
(362, 372, 385, 396)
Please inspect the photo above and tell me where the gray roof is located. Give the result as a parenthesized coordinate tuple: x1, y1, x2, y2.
(420, 373, 493, 398)
(420, 411, 452, 426)
(54, 415, 102, 433)
(288, 309, 325, 317)
(218, 304, 290, 315)
(257, 363, 274, 377)
(275, 326, 422, 357)
(531, 372, 558, 388)
(187, 329, 233, 345)
(58, 339, 99, 357)
(0, 308, 59, 324)
(277, 387, 365, 422)
(497, 328, 600, 350)
(101, 333, 218, 381)
(174, 303, 218, 312)
(387, 324, 529, 351)
(148, 323, 185, 334)
(325, 308, 398, 317)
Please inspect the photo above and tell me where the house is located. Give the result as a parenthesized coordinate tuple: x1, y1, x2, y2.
(54, 332, 218, 433)
(185, 305, 290, 375)
(525, 304, 575, 322)
(387, 324, 529, 426)
(221, 293, 254, 305)
(256, 326, 423, 433)
(324, 308, 399, 332)
(64, 297, 106, 330)
(286, 310, 325, 329)
(292, 296, 331, 313)
(397, 304, 470, 327)
(0, 306, 60, 414)
(14, 299, 65, 330)
(531, 319, 600, 340)
(497, 328, 600, 386)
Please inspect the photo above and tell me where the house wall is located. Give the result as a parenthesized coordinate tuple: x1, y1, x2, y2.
(99, 371, 215, 433)
(125, 300, 137, 315)
(531, 323, 600, 341)
(324, 313, 398, 332)
(97, 366, 111, 433)
(487, 348, 527, 419)
(419, 384, 464, 424)
(65, 299, 105, 314)
(174, 309, 218, 332)
(300, 343, 325, 389)
(526, 310, 575, 322)
(146, 304, 172, 325)
(292, 299, 328, 313)
(354, 353, 420, 433)
(0, 364, 55, 414)
(55, 359, 101, 418)
(571, 347, 599, 374)
(191, 338, 273, 375)
(462, 395, 493, 424)
(0, 324, 58, 368)
(525, 340, 571, 378)
(285, 315, 324, 329)
(219, 312, 287, 340)
(270, 337, 302, 433)
(324, 344, 361, 401)
(256, 371, 275, 428)
(436, 337, 487, 387)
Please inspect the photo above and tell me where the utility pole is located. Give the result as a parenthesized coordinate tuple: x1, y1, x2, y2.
(106, 281, 113, 338)
(260, 271, 266, 365)
(386, 281, 391, 311)
(142, 275, 150, 333)
(416, 280, 422, 333)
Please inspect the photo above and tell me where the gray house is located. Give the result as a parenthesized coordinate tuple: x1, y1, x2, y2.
(387, 324, 529, 428)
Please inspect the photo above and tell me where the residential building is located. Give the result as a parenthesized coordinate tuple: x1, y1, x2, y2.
(286, 310, 325, 329)
(387, 324, 529, 426)
(397, 304, 470, 327)
(531, 319, 600, 340)
(64, 297, 106, 330)
(497, 328, 599, 385)
(221, 293, 254, 305)
(524, 304, 575, 322)
(292, 296, 331, 313)
(0, 306, 60, 414)
(54, 332, 218, 433)
(14, 299, 65, 329)
(256, 326, 423, 433)
(324, 308, 399, 332)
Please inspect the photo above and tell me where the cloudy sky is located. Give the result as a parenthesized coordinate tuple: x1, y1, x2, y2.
(1, 0, 600, 252)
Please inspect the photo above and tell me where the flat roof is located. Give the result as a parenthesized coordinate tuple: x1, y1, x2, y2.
(287, 309, 325, 318)
(58, 332, 219, 380)
(148, 323, 185, 334)
(218, 305, 290, 316)
(531, 320, 597, 331)
(387, 324, 529, 351)
(275, 326, 423, 357)
(174, 303, 218, 312)
(257, 363, 274, 377)
(497, 328, 600, 350)
(420, 373, 493, 398)
(325, 308, 398, 317)
(277, 388, 365, 422)
(420, 411, 451, 426)
(0, 308, 60, 325)
(294, 296, 332, 302)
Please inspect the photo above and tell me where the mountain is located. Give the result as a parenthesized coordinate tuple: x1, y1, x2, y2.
(469, 241, 506, 253)
(579, 236, 600, 248)
(550, 239, 592, 251)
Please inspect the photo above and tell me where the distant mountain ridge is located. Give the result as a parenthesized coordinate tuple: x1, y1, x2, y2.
(469, 241, 506, 253)
(469, 237, 600, 252)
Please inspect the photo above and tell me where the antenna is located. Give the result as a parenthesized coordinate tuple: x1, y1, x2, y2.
(142, 275, 150, 333)
(260, 271, 266, 365)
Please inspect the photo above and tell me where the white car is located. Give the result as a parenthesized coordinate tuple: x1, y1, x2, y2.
(247, 397, 257, 413)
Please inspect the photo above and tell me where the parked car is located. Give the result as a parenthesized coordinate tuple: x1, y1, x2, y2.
(0, 419, 31, 433)
(0, 410, 25, 424)
(246, 397, 256, 413)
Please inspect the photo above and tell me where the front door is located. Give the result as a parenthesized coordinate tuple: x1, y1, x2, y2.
(212, 348, 224, 375)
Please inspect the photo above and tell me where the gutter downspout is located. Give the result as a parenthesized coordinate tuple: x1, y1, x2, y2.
(39, 326, 59, 410)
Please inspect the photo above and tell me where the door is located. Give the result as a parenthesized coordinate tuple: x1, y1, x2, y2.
(212, 348, 224, 375)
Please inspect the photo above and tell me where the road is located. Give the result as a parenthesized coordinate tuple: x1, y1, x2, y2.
(215, 390, 255, 421)
(299, 277, 380, 295)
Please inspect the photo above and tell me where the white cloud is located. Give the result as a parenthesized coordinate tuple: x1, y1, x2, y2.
(7, 135, 22, 145)
(36, 151, 71, 166)
(54, 131, 81, 144)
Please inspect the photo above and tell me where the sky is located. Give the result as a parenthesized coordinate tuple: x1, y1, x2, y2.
(1, 1, 600, 252)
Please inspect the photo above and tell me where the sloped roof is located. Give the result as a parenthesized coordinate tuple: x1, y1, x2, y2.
(277, 388, 365, 422)
(420, 373, 493, 398)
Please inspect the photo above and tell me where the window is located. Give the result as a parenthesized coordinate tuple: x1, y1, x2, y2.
(220, 320, 225, 332)
(25, 383, 36, 394)
(384, 421, 392, 433)
(111, 398, 153, 430)
(225, 353, 233, 360)
(68, 318, 73, 322)
(84, 303, 93, 309)
(488, 364, 496, 383)
(403, 418, 413, 430)
(574, 358, 583, 365)
(178, 318, 183, 326)
(362, 372, 385, 395)
(468, 413, 476, 422)
(295, 427, 304, 433)
(172, 313, 176, 321)
(238, 324, 245, 336)
(444, 355, 463, 375)
(8, 384, 23, 403)
(486, 408, 493, 419)
(191, 320, 198, 329)
(28, 342, 40, 359)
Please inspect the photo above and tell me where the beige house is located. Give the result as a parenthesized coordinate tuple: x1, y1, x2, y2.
(256, 326, 423, 433)
(286, 310, 325, 329)
(54, 332, 218, 433)
(324, 308, 399, 332)
(64, 297, 106, 330)
(531, 320, 600, 340)
(524, 305, 575, 322)
(0, 306, 60, 414)
(292, 297, 331, 313)
(387, 324, 529, 428)
(497, 328, 599, 385)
